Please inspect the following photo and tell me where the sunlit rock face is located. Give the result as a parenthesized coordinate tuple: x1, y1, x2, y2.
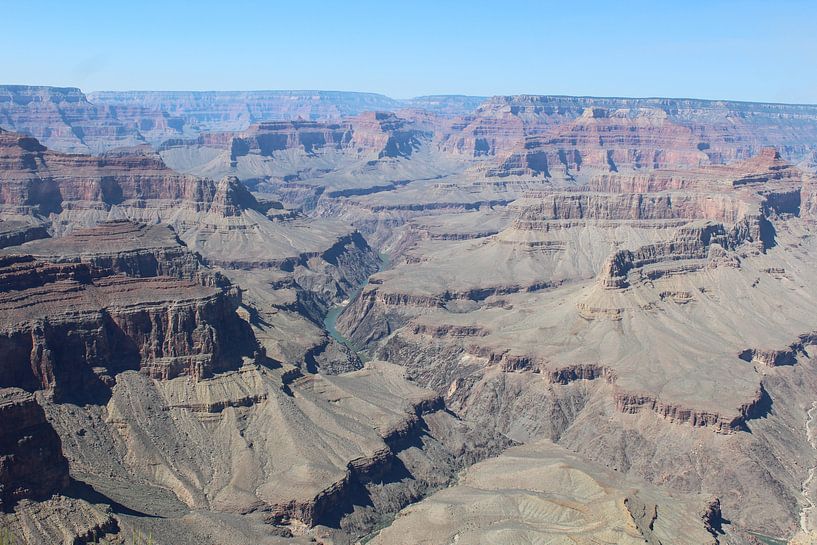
(3, 86, 817, 545)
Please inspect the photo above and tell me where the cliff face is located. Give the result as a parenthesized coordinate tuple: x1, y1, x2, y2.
(0, 128, 226, 217)
(3, 220, 205, 281)
(0, 85, 150, 154)
(0, 128, 384, 380)
(163, 111, 427, 167)
(438, 95, 817, 175)
(0, 128, 284, 249)
(0, 388, 69, 511)
(226, 120, 354, 159)
(485, 107, 709, 177)
(88, 90, 405, 131)
(0, 221, 48, 249)
(348, 111, 427, 158)
(0, 255, 255, 401)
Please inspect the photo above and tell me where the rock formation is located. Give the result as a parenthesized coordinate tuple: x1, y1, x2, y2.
(484, 107, 709, 177)
(371, 441, 720, 545)
(0, 254, 255, 400)
(330, 144, 817, 541)
(5, 85, 817, 545)
(0, 221, 48, 249)
(0, 85, 149, 154)
(0, 388, 69, 510)
(3, 220, 204, 280)
(439, 94, 817, 166)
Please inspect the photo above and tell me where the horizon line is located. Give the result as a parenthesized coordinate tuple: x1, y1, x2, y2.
(4, 83, 817, 108)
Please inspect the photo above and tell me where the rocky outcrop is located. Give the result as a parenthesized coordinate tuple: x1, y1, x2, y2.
(348, 111, 426, 158)
(5, 497, 119, 545)
(739, 331, 817, 367)
(209, 120, 354, 161)
(2, 220, 206, 281)
(0, 85, 150, 154)
(598, 221, 753, 289)
(612, 384, 770, 434)
(411, 323, 489, 338)
(337, 282, 553, 350)
(546, 364, 614, 385)
(0, 388, 69, 511)
(163, 111, 426, 166)
(514, 191, 752, 226)
(0, 255, 255, 401)
(0, 128, 258, 221)
(512, 147, 805, 230)
(701, 497, 724, 539)
(439, 95, 817, 166)
(0, 221, 48, 249)
(485, 107, 708, 177)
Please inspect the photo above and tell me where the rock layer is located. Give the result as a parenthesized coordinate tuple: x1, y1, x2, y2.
(0, 388, 69, 511)
(0, 255, 254, 400)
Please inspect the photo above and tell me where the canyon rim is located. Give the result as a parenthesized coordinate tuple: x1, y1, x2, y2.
(2, 2, 817, 544)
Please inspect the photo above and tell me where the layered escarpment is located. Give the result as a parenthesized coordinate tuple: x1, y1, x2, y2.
(483, 107, 709, 178)
(0, 130, 378, 300)
(3, 220, 206, 281)
(611, 384, 770, 434)
(0, 221, 48, 249)
(438, 95, 817, 167)
(347, 111, 427, 158)
(0, 254, 255, 400)
(0, 127, 386, 387)
(331, 150, 817, 537)
(0, 86, 149, 154)
(584, 150, 805, 293)
(160, 111, 427, 178)
(340, 149, 806, 349)
(168, 119, 355, 161)
(0, 128, 254, 223)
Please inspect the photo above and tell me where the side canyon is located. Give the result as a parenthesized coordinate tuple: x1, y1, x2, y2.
(1, 86, 817, 545)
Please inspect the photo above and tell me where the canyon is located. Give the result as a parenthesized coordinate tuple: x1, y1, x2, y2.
(1, 86, 817, 545)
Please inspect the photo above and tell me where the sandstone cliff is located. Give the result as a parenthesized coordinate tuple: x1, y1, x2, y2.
(0, 255, 255, 401)
(439, 94, 817, 166)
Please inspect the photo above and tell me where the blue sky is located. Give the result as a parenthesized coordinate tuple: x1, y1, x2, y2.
(2, 0, 816, 103)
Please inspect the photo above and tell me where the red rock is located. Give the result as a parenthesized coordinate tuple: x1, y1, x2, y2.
(0, 255, 256, 401)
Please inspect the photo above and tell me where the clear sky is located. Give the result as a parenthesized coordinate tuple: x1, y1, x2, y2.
(3, 0, 816, 103)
